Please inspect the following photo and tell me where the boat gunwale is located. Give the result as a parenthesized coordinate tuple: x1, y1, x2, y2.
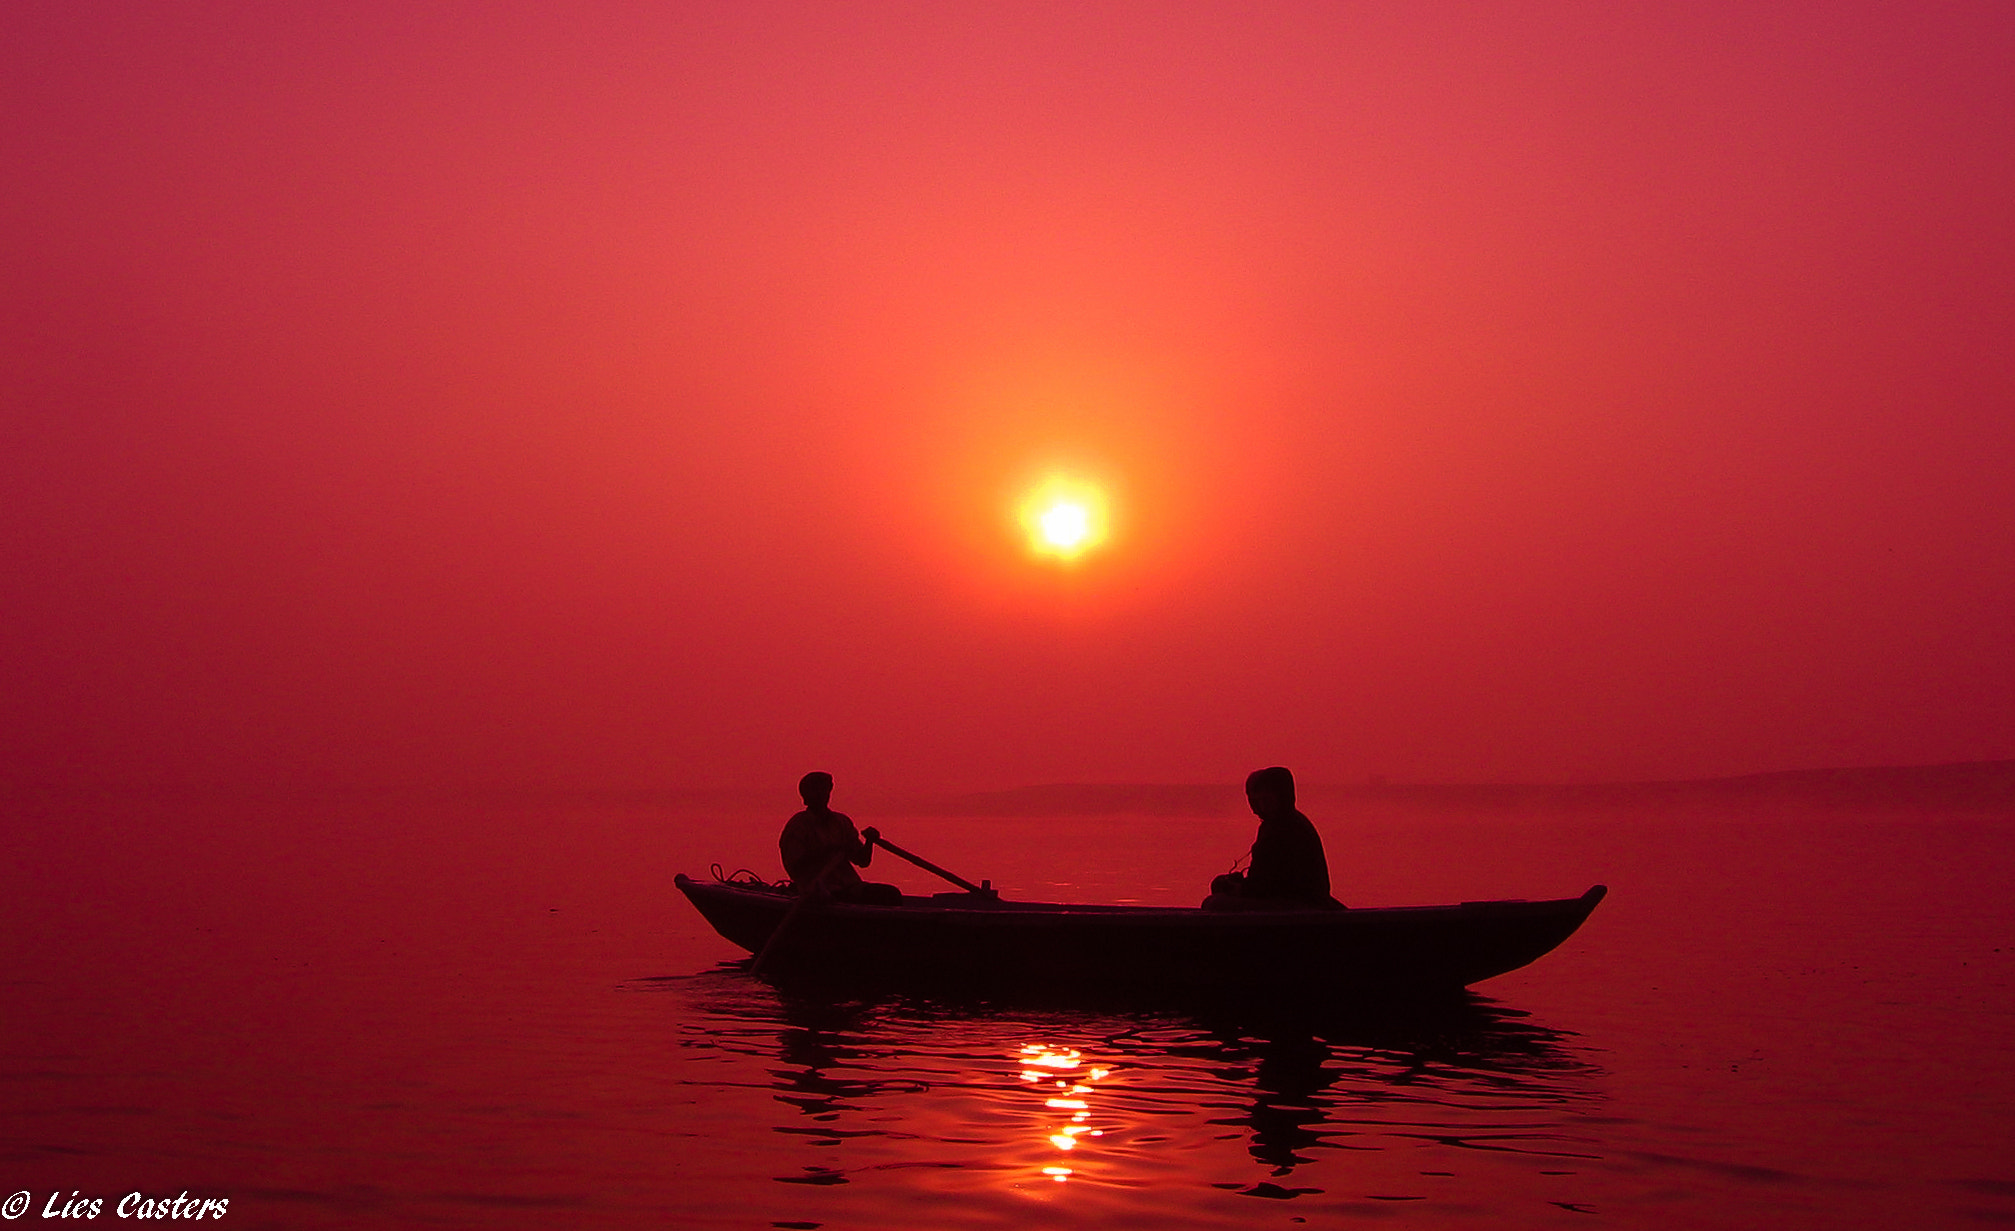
(673, 873, 1605, 923)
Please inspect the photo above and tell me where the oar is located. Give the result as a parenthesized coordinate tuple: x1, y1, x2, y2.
(750, 848, 848, 975)
(867, 832, 998, 900)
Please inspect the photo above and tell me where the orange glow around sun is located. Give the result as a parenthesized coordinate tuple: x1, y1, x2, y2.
(1019, 478, 1109, 561)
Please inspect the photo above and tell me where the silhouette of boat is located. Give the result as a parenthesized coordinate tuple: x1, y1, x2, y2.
(675, 874, 1606, 994)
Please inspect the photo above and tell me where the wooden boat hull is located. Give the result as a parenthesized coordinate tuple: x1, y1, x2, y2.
(675, 875, 1607, 994)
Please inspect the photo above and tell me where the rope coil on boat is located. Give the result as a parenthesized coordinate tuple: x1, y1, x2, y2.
(709, 863, 790, 891)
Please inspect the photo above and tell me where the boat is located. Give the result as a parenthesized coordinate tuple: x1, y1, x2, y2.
(675, 872, 1607, 995)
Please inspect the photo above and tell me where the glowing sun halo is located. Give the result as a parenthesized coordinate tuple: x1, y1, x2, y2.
(1020, 480, 1108, 561)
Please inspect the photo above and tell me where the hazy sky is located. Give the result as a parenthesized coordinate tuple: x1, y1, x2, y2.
(5, 1, 2012, 792)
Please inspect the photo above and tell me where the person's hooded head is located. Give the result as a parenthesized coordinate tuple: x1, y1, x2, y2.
(1244, 766, 1295, 818)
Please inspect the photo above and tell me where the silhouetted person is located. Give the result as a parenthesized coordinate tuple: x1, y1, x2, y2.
(1206, 767, 1340, 909)
(780, 772, 902, 905)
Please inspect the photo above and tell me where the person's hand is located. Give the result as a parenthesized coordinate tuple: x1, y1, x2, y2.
(862, 827, 880, 845)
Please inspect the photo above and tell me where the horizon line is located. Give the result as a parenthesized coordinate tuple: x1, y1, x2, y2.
(5, 758, 2012, 810)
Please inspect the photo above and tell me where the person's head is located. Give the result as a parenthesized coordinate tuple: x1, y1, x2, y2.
(1244, 766, 1295, 818)
(798, 771, 834, 808)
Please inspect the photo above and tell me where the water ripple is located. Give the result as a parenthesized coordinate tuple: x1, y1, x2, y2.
(644, 968, 1606, 1226)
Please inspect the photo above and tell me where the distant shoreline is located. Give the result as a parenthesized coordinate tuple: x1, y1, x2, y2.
(908, 760, 2015, 816)
(14, 760, 2010, 815)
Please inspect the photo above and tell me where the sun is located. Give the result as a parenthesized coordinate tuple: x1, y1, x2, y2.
(1040, 501, 1090, 551)
(1019, 478, 1109, 561)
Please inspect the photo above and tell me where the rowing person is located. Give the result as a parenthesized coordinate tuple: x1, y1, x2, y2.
(779, 771, 903, 905)
(1205, 766, 1343, 909)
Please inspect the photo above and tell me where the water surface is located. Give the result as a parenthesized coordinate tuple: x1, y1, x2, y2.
(5, 792, 2012, 1227)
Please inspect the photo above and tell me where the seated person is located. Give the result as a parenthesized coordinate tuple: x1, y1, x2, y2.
(1204, 766, 1343, 910)
(779, 771, 902, 905)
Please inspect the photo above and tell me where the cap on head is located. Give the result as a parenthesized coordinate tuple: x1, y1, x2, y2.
(799, 771, 834, 805)
(1244, 766, 1295, 805)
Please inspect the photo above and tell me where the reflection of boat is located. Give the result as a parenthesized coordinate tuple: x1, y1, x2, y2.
(674, 874, 1606, 994)
(649, 961, 1598, 1198)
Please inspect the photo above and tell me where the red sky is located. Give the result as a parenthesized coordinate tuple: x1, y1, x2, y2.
(5, 1, 2012, 792)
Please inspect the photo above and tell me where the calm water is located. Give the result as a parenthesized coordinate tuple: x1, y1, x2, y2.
(5, 792, 2013, 1228)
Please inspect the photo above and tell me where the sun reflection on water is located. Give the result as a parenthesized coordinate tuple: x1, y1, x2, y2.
(1017, 1044, 1113, 1182)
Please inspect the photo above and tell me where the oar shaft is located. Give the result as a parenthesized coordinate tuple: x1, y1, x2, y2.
(870, 835, 991, 897)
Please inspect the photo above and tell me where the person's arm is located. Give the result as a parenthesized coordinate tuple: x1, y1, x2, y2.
(841, 816, 875, 868)
(1241, 822, 1282, 897)
(1243, 818, 1326, 900)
